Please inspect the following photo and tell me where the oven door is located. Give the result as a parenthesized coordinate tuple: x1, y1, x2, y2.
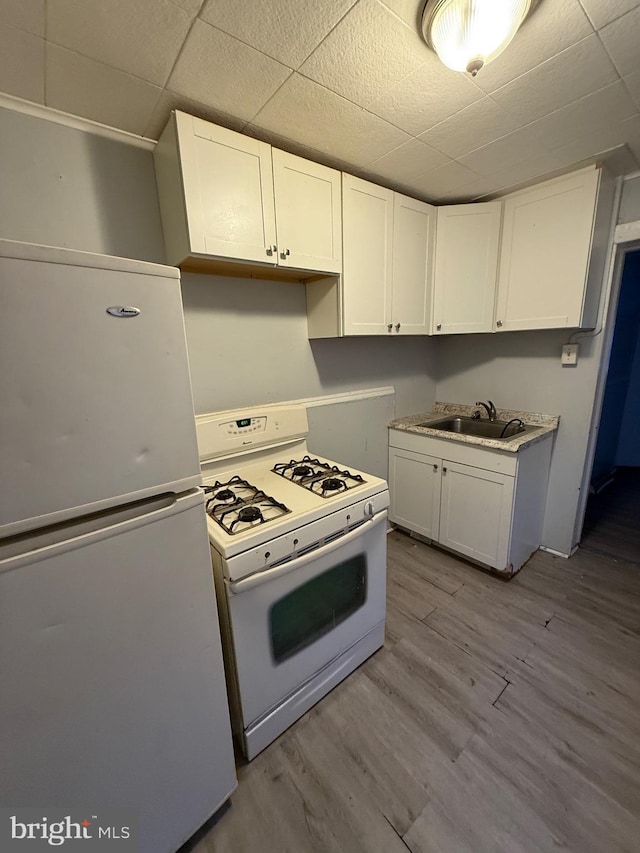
(226, 510, 387, 728)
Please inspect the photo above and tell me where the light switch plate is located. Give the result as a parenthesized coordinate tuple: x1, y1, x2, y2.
(562, 343, 579, 366)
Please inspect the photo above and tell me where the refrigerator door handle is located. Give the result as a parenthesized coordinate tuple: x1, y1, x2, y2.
(0, 489, 205, 570)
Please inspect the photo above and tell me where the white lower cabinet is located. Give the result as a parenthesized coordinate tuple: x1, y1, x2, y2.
(388, 428, 553, 574)
(438, 461, 514, 567)
(388, 447, 441, 539)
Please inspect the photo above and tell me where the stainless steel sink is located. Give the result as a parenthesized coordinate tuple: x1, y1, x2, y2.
(418, 416, 531, 440)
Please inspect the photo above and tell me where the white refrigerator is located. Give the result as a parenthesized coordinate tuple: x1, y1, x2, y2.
(0, 240, 237, 851)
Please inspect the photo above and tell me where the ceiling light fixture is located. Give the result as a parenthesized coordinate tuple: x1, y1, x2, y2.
(421, 0, 532, 76)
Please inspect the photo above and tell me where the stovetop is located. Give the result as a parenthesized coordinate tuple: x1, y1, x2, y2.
(201, 451, 388, 559)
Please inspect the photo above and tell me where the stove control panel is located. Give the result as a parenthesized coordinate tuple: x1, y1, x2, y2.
(196, 405, 309, 461)
(221, 416, 267, 436)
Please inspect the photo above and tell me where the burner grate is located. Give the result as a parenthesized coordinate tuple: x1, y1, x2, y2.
(272, 455, 366, 498)
(204, 476, 290, 534)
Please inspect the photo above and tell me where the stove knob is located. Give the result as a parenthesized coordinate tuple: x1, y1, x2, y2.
(364, 501, 374, 517)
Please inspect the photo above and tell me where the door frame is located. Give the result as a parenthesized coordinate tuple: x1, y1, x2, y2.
(574, 209, 640, 547)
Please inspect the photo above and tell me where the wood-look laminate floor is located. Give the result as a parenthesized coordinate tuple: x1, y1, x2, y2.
(183, 509, 640, 853)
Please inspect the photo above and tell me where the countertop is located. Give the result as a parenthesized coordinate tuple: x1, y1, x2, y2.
(389, 402, 560, 453)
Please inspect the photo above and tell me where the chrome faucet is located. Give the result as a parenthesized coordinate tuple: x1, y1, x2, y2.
(475, 400, 497, 422)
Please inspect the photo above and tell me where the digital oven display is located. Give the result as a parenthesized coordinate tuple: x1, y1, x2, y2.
(236, 418, 251, 428)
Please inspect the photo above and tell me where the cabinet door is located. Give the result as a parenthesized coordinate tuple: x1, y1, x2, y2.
(391, 193, 435, 335)
(272, 149, 342, 274)
(177, 112, 277, 264)
(495, 167, 600, 331)
(342, 175, 394, 335)
(439, 461, 514, 570)
(432, 202, 501, 334)
(388, 448, 441, 540)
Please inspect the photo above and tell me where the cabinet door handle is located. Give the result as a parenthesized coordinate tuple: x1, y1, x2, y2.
(387, 323, 393, 332)
(280, 248, 290, 259)
(496, 320, 503, 327)
(436, 323, 442, 331)
(433, 463, 438, 472)
(395, 322, 401, 332)
(266, 245, 277, 256)
(442, 466, 447, 473)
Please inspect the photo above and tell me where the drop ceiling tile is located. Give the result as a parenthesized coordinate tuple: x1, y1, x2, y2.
(487, 153, 569, 195)
(622, 114, 640, 165)
(1, 0, 45, 36)
(46, 46, 162, 136)
(527, 80, 638, 151)
(378, 0, 422, 28)
(459, 127, 550, 177)
(298, 0, 426, 107)
(578, 0, 639, 29)
(243, 125, 358, 174)
(472, 0, 594, 94)
(0, 25, 44, 103)
(251, 73, 410, 167)
(368, 52, 482, 135)
(491, 34, 619, 125)
(418, 97, 520, 159)
(144, 90, 247, 140)
(550, 114, 640, 169)
(168, 20, 292, 122)
(408, 160, 490, 201)
(365, 138, 449, 183)
(436, 179, 503, 203)
(599, 6, 640, 76)
(199, 0, 358, 69)
(47, 0, 195, 86)
(172, 0, 206, 12)
(624, 71, 640, 110)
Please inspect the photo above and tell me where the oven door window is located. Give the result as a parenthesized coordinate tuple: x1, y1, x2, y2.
(269, 554, 367, 664)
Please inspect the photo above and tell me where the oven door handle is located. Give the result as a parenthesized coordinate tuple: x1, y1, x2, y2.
(228, 509, 387, 595)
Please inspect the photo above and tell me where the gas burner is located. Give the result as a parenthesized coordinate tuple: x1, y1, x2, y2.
(237, 506, 263, 523)
(204, 477, 290, 535)
(320, 477, 346, 493)
(293, 465, 313, 478)
(272, 456, 366, 498)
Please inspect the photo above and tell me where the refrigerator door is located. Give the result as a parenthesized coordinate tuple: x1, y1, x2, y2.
(0, 489, 237, 853)
(0, 240, 201, 537)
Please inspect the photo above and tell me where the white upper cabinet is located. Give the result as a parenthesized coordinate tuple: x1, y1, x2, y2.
(340, 175, 434, 336)
(495, 167, 602, 331)
(272, 149, 342, 274)
(392, 193, 436, 336)
(432, 202, 502, 335)
(342, 175, 394, 336)
(154, 111, 341, 275)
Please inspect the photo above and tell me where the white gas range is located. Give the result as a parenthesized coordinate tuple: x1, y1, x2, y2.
(196, 405, 389, 760)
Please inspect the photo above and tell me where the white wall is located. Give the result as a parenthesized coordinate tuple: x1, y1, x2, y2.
(435, 327, 607, 556)
(0, 107, 165, 262)
(180, 272, 437, 473)
(619, 175, 640, 224)
(0, 103, 438, 477)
